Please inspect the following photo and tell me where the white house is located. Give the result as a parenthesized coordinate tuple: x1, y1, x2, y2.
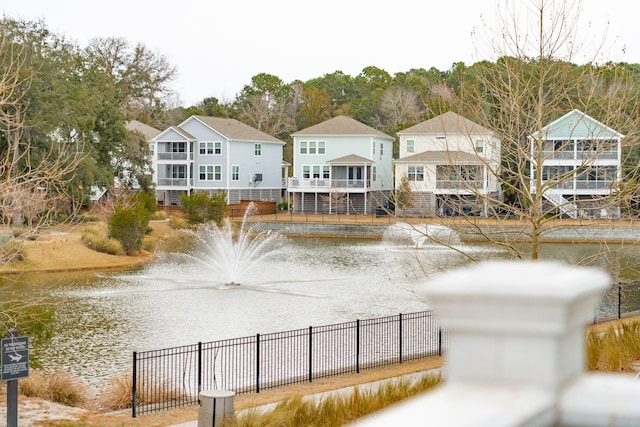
(153, 116, 286, 207)
(394, 111, 501, 217)
(529, 109, 623, 218)
(287, 116, 394, 214)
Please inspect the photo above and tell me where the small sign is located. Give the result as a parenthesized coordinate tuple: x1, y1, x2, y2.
(1, 335, 29, 381)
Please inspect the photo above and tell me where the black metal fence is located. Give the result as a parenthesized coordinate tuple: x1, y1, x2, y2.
(132, 311, 444, 417)
(595, 281, 640, 323)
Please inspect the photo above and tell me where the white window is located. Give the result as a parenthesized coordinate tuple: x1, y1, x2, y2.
(407, 140, 415, 153)
(199, 142, 214, 155)
(373, 142, 376, 154)
(312, 165, 321, 178)
(407, 165, 424, 181)
(231, 165, 239, 181)
(199, 165, 221, 181)
(372, 166, 377, 181)
(302, 165, 311, 179)
(254, 143, 262, 156)
(323, 165, 330, 179)
(301, 140, 325, 154)
(476, 140, 484, 153)
(380, 143, 384, 155)
(215, 142, 221, 155)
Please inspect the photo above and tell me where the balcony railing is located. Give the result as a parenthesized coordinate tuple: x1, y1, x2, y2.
(539, 179, 615, 191)
(288, 177, 370, 189)
(436, 180, 484, 190)
(156, 178, 192, 186)
(157, 152, 193, 161)
(540, 150, 617, 161)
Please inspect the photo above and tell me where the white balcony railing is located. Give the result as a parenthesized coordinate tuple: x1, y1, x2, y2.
(157, 152, 193, 161)
(288, 177, 370, 189)
(156, 178, 192, 186)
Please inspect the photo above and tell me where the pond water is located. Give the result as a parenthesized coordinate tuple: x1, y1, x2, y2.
(1, 231, 639, 389)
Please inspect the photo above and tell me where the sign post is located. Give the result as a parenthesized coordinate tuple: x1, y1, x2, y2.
(2, 329, 29, 427)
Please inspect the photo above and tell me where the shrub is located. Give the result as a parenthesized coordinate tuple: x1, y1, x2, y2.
(109, 202, 151, 255)
(180, 191, 227, 224)
(19, 370, 87, 407)
(169, 216, 190, 229)
(81, 225, 123, 255)
(98, 372, 179, 411)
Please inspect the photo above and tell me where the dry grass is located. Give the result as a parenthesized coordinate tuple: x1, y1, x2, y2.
(586, 320, 640, 372)
(19, 370, 87, 408)
(230, 373, 442, 427)
(81, 224, 124, 255)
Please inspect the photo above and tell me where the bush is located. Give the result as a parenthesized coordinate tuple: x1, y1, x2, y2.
(81, 225, 124, 255)
(180, 191, 227, 224)
(19, 370, 87, 407)
(109, 202, 151, 255)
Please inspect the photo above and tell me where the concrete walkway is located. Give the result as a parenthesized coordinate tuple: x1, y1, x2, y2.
(170, 369, 441, 427)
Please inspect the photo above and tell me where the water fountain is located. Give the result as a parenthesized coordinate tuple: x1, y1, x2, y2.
(178, 202, 282, 286)
(383, 222, 461, 248)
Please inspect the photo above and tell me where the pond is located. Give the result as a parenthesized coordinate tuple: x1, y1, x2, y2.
(1, 231, 639, 390)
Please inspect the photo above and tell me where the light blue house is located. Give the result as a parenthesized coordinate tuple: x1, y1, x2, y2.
(529, 109, 623, 218)
(153, 116, 286, 206)
(288, 116, 394, 214)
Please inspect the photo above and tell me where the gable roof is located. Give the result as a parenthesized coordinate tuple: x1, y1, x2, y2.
(327, 154, 373, 165)
(126, 120, 162, 139)
(292, 115, 393, 140)
(532, 109, 624, 140)
(154, 126, 196, 141)
(192, 116, 285, 144)
(394, 151, 481, 163)
(397, 111, 494, 135)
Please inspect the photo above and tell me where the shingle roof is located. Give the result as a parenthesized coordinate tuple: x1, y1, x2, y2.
(398, 111, 493, 135)
(126, 120, 162, 139)
(393, 151, 481, 163)
(193, 116, 285, 144)
(292, 115, 393, 139)
(327, 154, 373, 164)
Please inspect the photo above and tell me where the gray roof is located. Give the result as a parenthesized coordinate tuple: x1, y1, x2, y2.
(194, 116, 285, 144)
(327, 154, 373, 165)
(292, 116, 393, 140)
(398, 111, 493, 135)
(126, 120, 162, 139)
(394, 151, 481, 163)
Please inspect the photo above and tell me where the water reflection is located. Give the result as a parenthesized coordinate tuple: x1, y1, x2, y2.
(1, 237, 638, 389)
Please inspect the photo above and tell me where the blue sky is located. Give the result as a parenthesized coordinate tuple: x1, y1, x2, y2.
(2, 0, 637, 106)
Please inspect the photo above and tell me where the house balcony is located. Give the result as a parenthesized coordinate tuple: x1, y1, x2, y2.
(287, 177, 371, 192)
(436, 180, 485, 190)
(156, 177, 193, 187)
(532, 179, 615, 193)
(157, 152, 194, 161)
(540, 150, 617, 161)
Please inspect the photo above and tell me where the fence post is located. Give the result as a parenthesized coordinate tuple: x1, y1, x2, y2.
(308, 326, 313, 383)
(197, 342, 202, 396)
(399, 313, 403, 364)
(438, 328, 443, 357)
(256, 334, 260, 393)
(618, 284, 622, 319)
(132, 352, 137, 418)
(356, 319, 360, 374)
